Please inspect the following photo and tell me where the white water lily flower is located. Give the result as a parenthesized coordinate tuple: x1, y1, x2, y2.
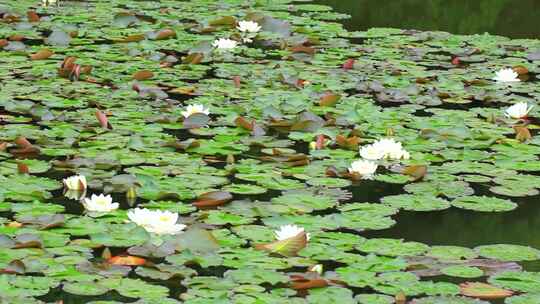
(237, 20, 261, 33)
(360, 138, 410, 161)
(505, 102, 533, 119)
(82, 194, 119, 212)
(42, 0, 58, 7)
(212, 38, 238, 50)
(274, 224, 310, 241)
(348, 160, 378, 179)
(181, 104, 210, 118)
(63, 175, 87, 191)
(493, 68, 520, 83)
(127, 208, 186, 235)
(359, 144, 386, 160)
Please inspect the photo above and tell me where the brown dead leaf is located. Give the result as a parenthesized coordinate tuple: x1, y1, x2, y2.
(155, 28, 176, 40)
(234, 116, 254, 131)
(108, 255, 147, 266)
(95, 109, 112, 129)
(17, 163, 29, 174)
(514, 125, 532, 142)
(319, 92, 341, 107)
(9, 34, 24, 41)
(289, 45, 316, 55)
(27, 10, 40, 22)
(193, 191, 233, 208)
(30, 48, 53, 60)
(402, 165, 427, 182)
(182, 53, 204, 64)
(133, 70, 154, 81)
(513, 65, 529, 75)
(120, 34, 145, 43)
(460, 282, 513, 300)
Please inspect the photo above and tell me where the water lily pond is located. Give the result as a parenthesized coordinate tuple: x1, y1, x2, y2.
(1, 0, 540, 303)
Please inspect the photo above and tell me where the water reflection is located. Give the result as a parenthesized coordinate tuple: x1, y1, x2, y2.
(318, 0, 540, 38)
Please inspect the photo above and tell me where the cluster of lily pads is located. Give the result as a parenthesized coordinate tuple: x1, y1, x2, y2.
(1, 0, 540, 303)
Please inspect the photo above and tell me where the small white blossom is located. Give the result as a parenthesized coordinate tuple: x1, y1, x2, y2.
(82, 194, 119, 212)
(42, 0, 58, 7)
(493, 68, 520, 83)
(237, 21, 261, 33)
(63, 175, 87, 191)
(348, 160, 378, 179)
(212, 38, 238, 50)
(181, 104, 210, 118)
(505, 102, 533, 119)
(359, 144, 386, 160)
(309, 264, 323, 275)
(274, 225, 310, 241)
(127, 208, 186, 235)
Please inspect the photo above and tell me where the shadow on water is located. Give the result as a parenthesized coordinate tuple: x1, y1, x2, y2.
(316, 0, 540, 39)
(361, 184, 540, 271)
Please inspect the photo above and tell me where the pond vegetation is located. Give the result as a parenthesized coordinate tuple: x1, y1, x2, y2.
(1, 0, 540, 303)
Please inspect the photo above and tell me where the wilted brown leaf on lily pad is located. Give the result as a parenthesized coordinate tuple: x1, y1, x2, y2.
(119, 34, 145, 43)
(30, 48, 53, 60)
(512, 65, 529, 75)
(319, 92, 341, 107)
(17, 162, 29, 174)
(290, 274, 328, 290)
(154, 28, 176, 40)
(0, 260, 26, 275)
(133, 70, 154, 81)
(182, 53, 204, 64)
(193, 191, 233, 208)
(108, 255, 147, 266)
(335, 135, 361, 150)
(402, 165, 428, 182)
(460, 282, 513, 299)
(11, 136, 40, 154)
(14, 234, 43, 249)
(514, 126, 532, 142)
(96, 109, 112, 129)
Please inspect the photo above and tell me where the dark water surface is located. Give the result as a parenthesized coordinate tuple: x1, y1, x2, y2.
(318, 0, 540, 39)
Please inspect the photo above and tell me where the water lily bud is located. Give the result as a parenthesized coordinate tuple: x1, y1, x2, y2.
(309, 264, 323, 275)
(63, 175, 87, 191)
(126, 187, 137, 200)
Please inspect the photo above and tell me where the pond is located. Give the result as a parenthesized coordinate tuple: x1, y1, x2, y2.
(1, 0, 540, 303)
